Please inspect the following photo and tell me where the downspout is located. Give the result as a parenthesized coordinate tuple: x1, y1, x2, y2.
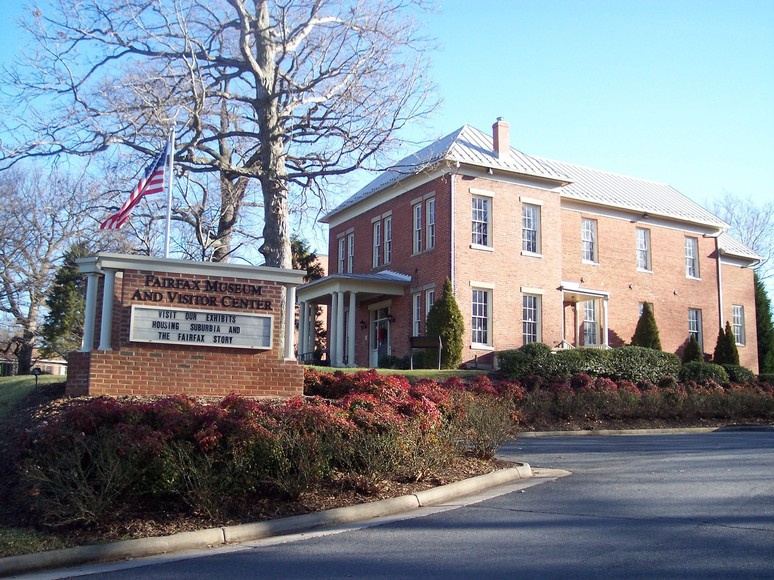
(716, 236, 724, 330)
(449, 166, 458, 292)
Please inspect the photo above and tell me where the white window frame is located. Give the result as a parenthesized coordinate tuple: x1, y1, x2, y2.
(583, 300, 598, 345)
(471, 288, 491, 346)
(412, 292, 422, 336)
(337, 236, 346, 274)
(383, 216, 392, 265)
(426, 197, 436, 250)
(636, 227, 652, 271)
(471, 196, 491, 248)
(688, 308, 703, 350)
(522, 294, 541, 344)
(425, 288, 435, 320)
(347, 232, 355, 273)
(413, 202, 423, 254)
(372, 221, 381, 269)
(522, 203, 541, 254)
(685, 237, 700, 278)
(732, 304, 746, 346)
(582, 218, 597, 263)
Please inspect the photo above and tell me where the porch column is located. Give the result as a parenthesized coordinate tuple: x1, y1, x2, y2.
(284, 284, 297, 360)
(347, 291, 357, 367)
(81, 272, 100, 352)
(602, 297, 609, 348)
(298, 301, 307, 360)
(97, 269, 116, 351)
(329, 293, 339, 366)
(335, 291, 345, 367)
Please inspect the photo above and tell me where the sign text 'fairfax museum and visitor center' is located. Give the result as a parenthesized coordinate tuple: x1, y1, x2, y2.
(67, 254, 306, 398)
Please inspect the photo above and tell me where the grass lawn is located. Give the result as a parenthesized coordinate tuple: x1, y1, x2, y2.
(0, 375, 64, 421)
(305, 365, 488, 380)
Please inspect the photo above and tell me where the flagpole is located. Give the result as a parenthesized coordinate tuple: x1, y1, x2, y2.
(164, 127, 176, 258)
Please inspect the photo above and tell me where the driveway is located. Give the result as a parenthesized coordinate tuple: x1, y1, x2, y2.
(27, 431, 774, 579)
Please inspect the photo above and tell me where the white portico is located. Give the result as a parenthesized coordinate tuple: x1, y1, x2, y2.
(296, 271, 411, 367)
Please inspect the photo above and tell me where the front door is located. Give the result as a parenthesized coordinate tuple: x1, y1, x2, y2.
(370, 307, 391, 367)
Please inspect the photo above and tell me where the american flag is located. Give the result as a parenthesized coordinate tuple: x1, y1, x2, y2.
(100, 141, 171, 230)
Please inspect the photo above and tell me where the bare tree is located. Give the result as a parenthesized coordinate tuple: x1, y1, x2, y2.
(1, 0, 437, 267)
(712, 193, 774, 281)
(0, 168, 106, 373)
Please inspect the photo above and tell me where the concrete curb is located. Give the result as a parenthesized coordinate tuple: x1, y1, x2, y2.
(0, 465, 532, 577)
(519, 425, 774, 437)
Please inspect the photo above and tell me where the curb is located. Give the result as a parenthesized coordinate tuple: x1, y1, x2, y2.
(519, 425, 774, 437)
(0, 464, 533, 577)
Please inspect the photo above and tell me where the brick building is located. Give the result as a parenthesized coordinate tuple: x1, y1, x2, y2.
(296, 119, 760, 370)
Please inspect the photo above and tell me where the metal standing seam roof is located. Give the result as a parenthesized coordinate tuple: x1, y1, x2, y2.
(324, 125, 568, 221)
(717, 232, 762, 262)
(536, 157, 730, 228)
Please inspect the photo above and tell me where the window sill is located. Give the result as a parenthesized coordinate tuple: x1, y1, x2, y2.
(636, 268, 653, 274)
(521, 251, 543, 258)
(471, 343, 494, 351)
(470, 244, 494, 252)
(686, 276, 702, 281)
(581, 259, 599, 266)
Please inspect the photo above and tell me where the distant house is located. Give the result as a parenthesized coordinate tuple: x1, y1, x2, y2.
(296, 119, 760, 370)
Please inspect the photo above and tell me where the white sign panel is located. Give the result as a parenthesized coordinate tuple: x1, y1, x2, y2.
(130, 305, 273, 349)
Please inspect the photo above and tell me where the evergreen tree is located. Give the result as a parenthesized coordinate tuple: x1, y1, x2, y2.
(40, 242, 91, 360)
(631, 302, 662, 350)
(682, 335, 703, 363)
(713, 321, 740, 366)
(425, 278, 464, 369)
(754, 272, 774, 373)
(291, 236, 326, 360)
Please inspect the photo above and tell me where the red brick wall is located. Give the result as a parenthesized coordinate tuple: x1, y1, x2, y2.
(452, 173, 564, 367)
(721, 262, 758, 370)
(67, 268, 302, 398)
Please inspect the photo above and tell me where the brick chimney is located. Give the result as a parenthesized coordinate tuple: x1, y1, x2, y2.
(492, 117, 510, 158)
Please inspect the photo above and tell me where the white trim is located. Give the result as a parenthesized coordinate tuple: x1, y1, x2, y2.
(520, 196, 544, 206)
(470, 244, 494, 252)
(469, 280, 496, 289)
(368, 299, 393, 311)
(469, 187, 495, 198)
(520, 287, 544, 295)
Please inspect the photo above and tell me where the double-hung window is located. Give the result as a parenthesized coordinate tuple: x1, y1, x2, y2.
(732, 305, 745, 345)
(412, 293, 422, 336)
(471, 288, 491, 346)
(581, 218, 597, 262)
(337, 237, 346, 274)
(347, 232, 355, 273)
(522, 204, 540, 254)
(636, 228, 651, 271)
(425, 289, 435, 319)
(583, 300, 598, 345)
(426, 198, 436, 250)
(685, 237, 700, 278)
(372, 221, 381, 269)
(688, 308, 703, 350)
(413, 203, 423, 254)
(383, 216, 392, 264)
(471, 197, 491, 247)
(522, 294, 541, 344)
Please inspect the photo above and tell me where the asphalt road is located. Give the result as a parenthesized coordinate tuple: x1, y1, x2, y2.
(30, 431, 774, 579)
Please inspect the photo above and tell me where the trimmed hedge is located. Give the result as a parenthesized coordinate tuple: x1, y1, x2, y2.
(678, 361, 729, 385)
(722, 364, 755, 384)
(497, 344, 680, 384)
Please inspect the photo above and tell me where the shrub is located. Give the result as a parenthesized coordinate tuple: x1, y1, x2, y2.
(631, 302, 662, 350)
(759, 373, 774, 386)
(446, 391, 517, 459)
(713, 322, 740, 366)
(608, 346, 681, 383)
(496, 342, 554, 379)
(679, 361, 730, 385)
(722, 364, 755, 384)
(682, 336, 703, 363)
(425, 278, 465, 369)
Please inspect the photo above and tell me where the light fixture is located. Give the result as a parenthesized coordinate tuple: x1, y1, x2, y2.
(360, 320, 367, 330)
(388, 314, 396, 323)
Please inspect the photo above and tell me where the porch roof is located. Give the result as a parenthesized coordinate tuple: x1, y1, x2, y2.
(560, 281, 610, 303)
(297, 271, 412, 304)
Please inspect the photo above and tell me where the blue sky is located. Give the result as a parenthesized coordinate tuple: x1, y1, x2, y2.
(1, 0, 772, 214)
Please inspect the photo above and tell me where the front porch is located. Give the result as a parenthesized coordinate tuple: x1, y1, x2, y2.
(559, 281, 610, 349)
(296, 271, 412, 368)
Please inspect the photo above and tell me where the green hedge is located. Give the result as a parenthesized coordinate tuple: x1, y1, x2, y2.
(497, 344, 680, 383)
(678, 361, 729, 384)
